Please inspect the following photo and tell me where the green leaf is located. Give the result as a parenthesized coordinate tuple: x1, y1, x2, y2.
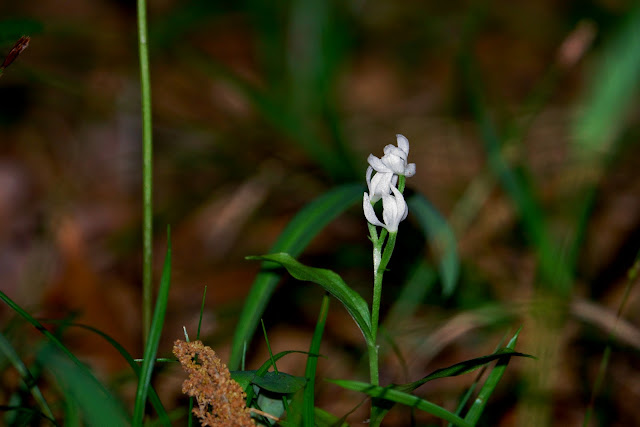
(231, 370, 258, 390)
(252, 371, 306, 394)
(407, 194, 460, 297)
(397, 348, 535, 393)
(572, 6, 640, 156)
(247, 253, 372, 345)
(314, 407, 349, 427)
(42, 322, 170, 426)
(229, 183, 363, 369)
(0, 332, 55, 423)
(244, 350, 310, 405)
(464, 328, 526, 424)
(304, 294, 330, 427)
(133, 229, 172, 426)
(38, 344, 130, 425)
(329, 379, 471, 427)
(369, 339, 533, 425)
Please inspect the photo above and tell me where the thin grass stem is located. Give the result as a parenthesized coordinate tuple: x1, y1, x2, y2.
(137, 0, 154, 346)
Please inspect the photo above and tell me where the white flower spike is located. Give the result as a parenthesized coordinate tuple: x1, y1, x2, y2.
(367, 134, 416, 177)
(363, 186, 408, 233)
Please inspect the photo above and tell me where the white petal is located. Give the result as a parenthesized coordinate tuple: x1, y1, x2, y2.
(363, 192, 384, 227)
(396, 134, 410, 155)
(367, 154, 391, 173)
(369, 171, 393, 203)
(391, 186, 408, 224)
(382, 154, 406, 175)
(381, 194, 400, 232)
(383, 145, 407, 161)
(404, 163, 416, 177)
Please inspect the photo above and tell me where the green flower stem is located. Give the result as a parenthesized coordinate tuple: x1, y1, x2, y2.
(137, 0, 153, 345)
(367, 174, 405, 388)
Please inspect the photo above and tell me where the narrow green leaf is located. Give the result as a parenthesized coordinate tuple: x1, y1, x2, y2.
(407, 194, 460, 297)
(38, 344, 130, 425)
(247, 253, 372, 344)
(572, 6, 640, 155)
(229, 183, 363, 369)
(464, 327, 525, 424)
(304, 294, 330, 427)
(133, 229, 172, 426)
(0, 291, 115, 403)
(397, 348, 535, 393)
(329, 379, 471, 427)
(37, 322, 170, 426)
(314, 407, 350, 427)
(0, 333, 55, 423)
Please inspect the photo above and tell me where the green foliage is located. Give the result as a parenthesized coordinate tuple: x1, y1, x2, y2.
(38, 344, 130, 426)
(248, 253, 373, 346)
(229, 183, 363, 369)
(133, 230, 173, 426)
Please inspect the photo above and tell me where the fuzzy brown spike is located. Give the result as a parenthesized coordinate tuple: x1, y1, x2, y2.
(173, 340, 255, 427)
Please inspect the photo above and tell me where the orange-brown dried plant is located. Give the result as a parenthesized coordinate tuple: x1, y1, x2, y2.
(174, 340, 255, 426)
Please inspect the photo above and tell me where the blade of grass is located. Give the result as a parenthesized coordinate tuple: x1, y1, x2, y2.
(328, 379, 471, 427)
(229, 183, 363, 369)
(38, 344, 130, 425)
(463, 327, 523, 424)
(42, 321, 170, 426)
(568, 6, 640, 272)
(303, 293, 330, 427)
(447, 334, 509, 427)
(187, 285, 208, 427)
(133, 229, 172, 426)
(0, 291, 115, 403)
(584, 250, 640, 426)
(0, 332, 55, 423)
(137, 0, 154, 347)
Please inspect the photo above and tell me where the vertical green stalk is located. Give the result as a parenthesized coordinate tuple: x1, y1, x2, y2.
(137, 0, 153, 345)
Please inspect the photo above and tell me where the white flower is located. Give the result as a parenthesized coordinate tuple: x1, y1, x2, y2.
(366, 166, 397, 204)
(363, 186, 408, 232)
(367, 134, 416, 177)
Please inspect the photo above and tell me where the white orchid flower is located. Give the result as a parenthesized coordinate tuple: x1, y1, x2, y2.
(367, 134, 416, 177)
(366, 166, 398, 204)
(363, 186, 408, 233)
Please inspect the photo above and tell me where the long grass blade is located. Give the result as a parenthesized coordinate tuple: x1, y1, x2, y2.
(43, 321, 171, 426)
(0, 291, 114, 401)
(133, 229, 172, 426)
(0, 332, 55, 423)
(463, 327, 523, 424)
(329, 379, 471, 427)
(38, 344, 130, 425)
(303, 293, 330, 427)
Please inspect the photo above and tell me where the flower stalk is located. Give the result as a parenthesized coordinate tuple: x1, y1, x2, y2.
(363, 136, 414, 391)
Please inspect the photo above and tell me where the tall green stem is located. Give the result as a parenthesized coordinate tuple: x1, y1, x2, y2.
(137, 0, 153, 345)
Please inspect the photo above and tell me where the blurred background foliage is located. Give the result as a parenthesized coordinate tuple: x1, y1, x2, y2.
(0, 0, 639, 425)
